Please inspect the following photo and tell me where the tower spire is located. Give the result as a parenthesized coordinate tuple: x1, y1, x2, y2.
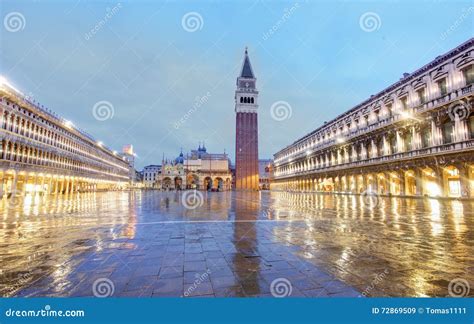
(240, 47, 254, 78)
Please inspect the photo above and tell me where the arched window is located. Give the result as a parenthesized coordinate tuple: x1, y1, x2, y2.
(240, 97, 243, 103)
(251, 97, 254, 104)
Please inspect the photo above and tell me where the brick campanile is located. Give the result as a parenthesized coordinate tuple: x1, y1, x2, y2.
(235, 47, 259, 190)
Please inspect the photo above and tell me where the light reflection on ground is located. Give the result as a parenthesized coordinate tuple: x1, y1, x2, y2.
(0, 191, 472, 297)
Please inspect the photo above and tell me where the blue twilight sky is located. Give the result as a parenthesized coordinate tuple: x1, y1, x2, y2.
(0, 0, 472, 169)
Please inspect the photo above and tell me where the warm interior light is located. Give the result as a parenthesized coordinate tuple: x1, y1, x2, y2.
(426, 182, 441, 196)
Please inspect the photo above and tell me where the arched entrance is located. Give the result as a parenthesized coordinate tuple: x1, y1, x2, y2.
(422, 167, 441, 197)
(444, 166, 461, 197)
(174, 177, 183, 190)
(405, 170, 416, 196)
(162, 177, 172, 190)
(214, 177, 224, 191)
(204, 177, 212, 191)
(186, 173, 199, 189)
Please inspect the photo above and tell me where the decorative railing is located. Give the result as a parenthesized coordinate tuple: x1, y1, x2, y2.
(0, 129, 130, 176)
(275, 84, 474, 164)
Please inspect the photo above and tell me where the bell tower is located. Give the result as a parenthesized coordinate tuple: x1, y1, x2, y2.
(235, 47, 259, 190)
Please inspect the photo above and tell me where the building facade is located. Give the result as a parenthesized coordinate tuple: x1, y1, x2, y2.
(235, 48, 259, 190)
(119, 144, 138, 185)
(0, 77, 131, 197)
(157, 145, 232, 191)
(258, 159, 273, 190)
(272, 38, 474, 199)
(143, 164, 162, 188)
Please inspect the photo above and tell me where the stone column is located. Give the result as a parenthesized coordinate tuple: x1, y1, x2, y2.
(433, 166, 444, 197)
(361, 174, 368, 193)
(11, 172, 18, 196)
(372, 174, 379, 193)
(0, 175, 4, 198)
(22, 175, 29, 195)
(384, 172, 392, 195)
(47, 177, 53, 194)
(458, 164, 471, 198)
(414, 168, 423, 196)
(431, 120, 442, 146)
(40, 176, 45, 194)
(454, 117, 468, 142)
(398, 170, 406, 196)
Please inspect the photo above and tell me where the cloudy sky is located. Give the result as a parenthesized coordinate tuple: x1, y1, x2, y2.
(1, 0, 472, 169)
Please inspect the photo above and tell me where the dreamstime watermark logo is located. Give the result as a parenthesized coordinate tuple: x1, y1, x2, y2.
(84, 3, 122, 41)
(92, 278, 115, 297)
(181, 12, 203, 32)
(3, 12, 26, 32)
(183, 269, 211, 297)
(361, 190, 380, 210)
(447, 278, 470, 297)
(359, 12, 381, 32)
(448, 100, 471, 122)
(262, 2, 300, 41)
(92, 100, 115, 121)
(181, 190, 204, 210)
(360, 269, 389, 297)
(440, 6, 473, 41)
(270, 278, 293, 297)
(270, 101, 292, 121)
(174, 92, 211, 129)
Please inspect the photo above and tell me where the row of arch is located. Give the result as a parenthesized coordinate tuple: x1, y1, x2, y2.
(151, 174, 232, 191)
(0, 104, 128, 172)
(276, 114, 474, 176)
(0, 170, 127, 198)
(239, 97, 255, 104)
(276, 62, 474, 161)
(272, 164, 472, 198)
(0, 140, 128, 181)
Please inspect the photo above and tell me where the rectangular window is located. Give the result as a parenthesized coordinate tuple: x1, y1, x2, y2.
(405, 132, 413, 151)
(421, 128, 431, 147)
(417, 88, 426, 104)
(390, 136, 397, 154)
(438, 78, 447, 96)
(463, 65, 474, 85)
(442, 122, 454, 144)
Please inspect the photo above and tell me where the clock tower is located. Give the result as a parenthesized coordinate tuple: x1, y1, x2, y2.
(235, 47, 259, 190)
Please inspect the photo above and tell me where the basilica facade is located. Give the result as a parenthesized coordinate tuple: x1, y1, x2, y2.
(156, 145, 232, 191)
(271, 38, 474, 199)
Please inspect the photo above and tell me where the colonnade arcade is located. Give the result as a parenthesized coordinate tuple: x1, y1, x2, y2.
(272, 158, 473, 198)
(0, 169, 126, 198)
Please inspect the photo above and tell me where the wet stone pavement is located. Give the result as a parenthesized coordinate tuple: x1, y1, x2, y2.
(0, 191, 473, 298)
